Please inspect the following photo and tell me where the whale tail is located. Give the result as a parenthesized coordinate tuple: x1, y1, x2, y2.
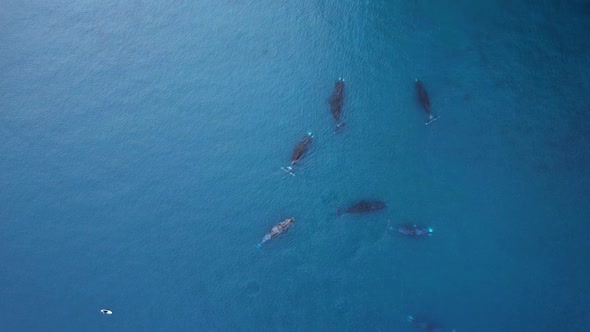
(425, 114, 439, 125)
(335, 122, 346, 133)
(281, 166, 295, 176)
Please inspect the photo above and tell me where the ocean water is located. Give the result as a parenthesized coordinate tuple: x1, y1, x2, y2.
(1, 0, 590, 331)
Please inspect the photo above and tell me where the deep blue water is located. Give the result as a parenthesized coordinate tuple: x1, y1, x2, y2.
(2, 0, 590, 331)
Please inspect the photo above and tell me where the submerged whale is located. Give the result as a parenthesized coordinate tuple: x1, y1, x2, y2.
(329, 78, 345, 130)
(281, 132, 313, 176)
(337, 200, 386, 217)
(389, 223, 433, 238)
(415, 79, 439, 125)
(407, 315, 455, 332)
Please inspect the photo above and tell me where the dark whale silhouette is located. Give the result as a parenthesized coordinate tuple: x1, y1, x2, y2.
(337, 200, 386, 217)
(415, 79, 439, 125)
(329, 78, 345, 131)
(281, 132, 313, 176)
(407, 315, 455, 332)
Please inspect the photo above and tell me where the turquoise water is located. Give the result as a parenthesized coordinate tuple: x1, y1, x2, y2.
(2, 1, 590, 331)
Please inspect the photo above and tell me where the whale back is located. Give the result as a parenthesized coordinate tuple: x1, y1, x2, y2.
(330, 80, 345, 121)
(415, 80, 431, 113)
(345, 200, 386, 214)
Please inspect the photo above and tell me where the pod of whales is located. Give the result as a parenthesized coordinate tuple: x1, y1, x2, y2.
(264, 77, 451, 328)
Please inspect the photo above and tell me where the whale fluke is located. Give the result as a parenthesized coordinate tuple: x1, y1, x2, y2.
(281, 166, 296, 176)
(425, 114, 439, 125)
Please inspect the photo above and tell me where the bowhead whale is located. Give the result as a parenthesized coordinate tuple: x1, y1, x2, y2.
(415, 79, 439, 125)
(337, 200, 386, 217)
(281, 132, 313, 176)
(329, 78, 346, 131)
(257, 218, 295, 248)
(389, 223, 433, 238)
(407, 315, 455, 332)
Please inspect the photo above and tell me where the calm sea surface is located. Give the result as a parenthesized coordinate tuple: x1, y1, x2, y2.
(1, 1, 589, 331)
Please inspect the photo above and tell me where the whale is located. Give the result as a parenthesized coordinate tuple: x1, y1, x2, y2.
(415, 79, 439, 125)
(407, 315, 455, 332)
(337, 200, 386, 217)
(329, 78, 346, 131)
(257, 218, 295, 248)
(389, 223, 433, 238)
(407, 315, 442, 332)
(281, 132, 313, 176)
